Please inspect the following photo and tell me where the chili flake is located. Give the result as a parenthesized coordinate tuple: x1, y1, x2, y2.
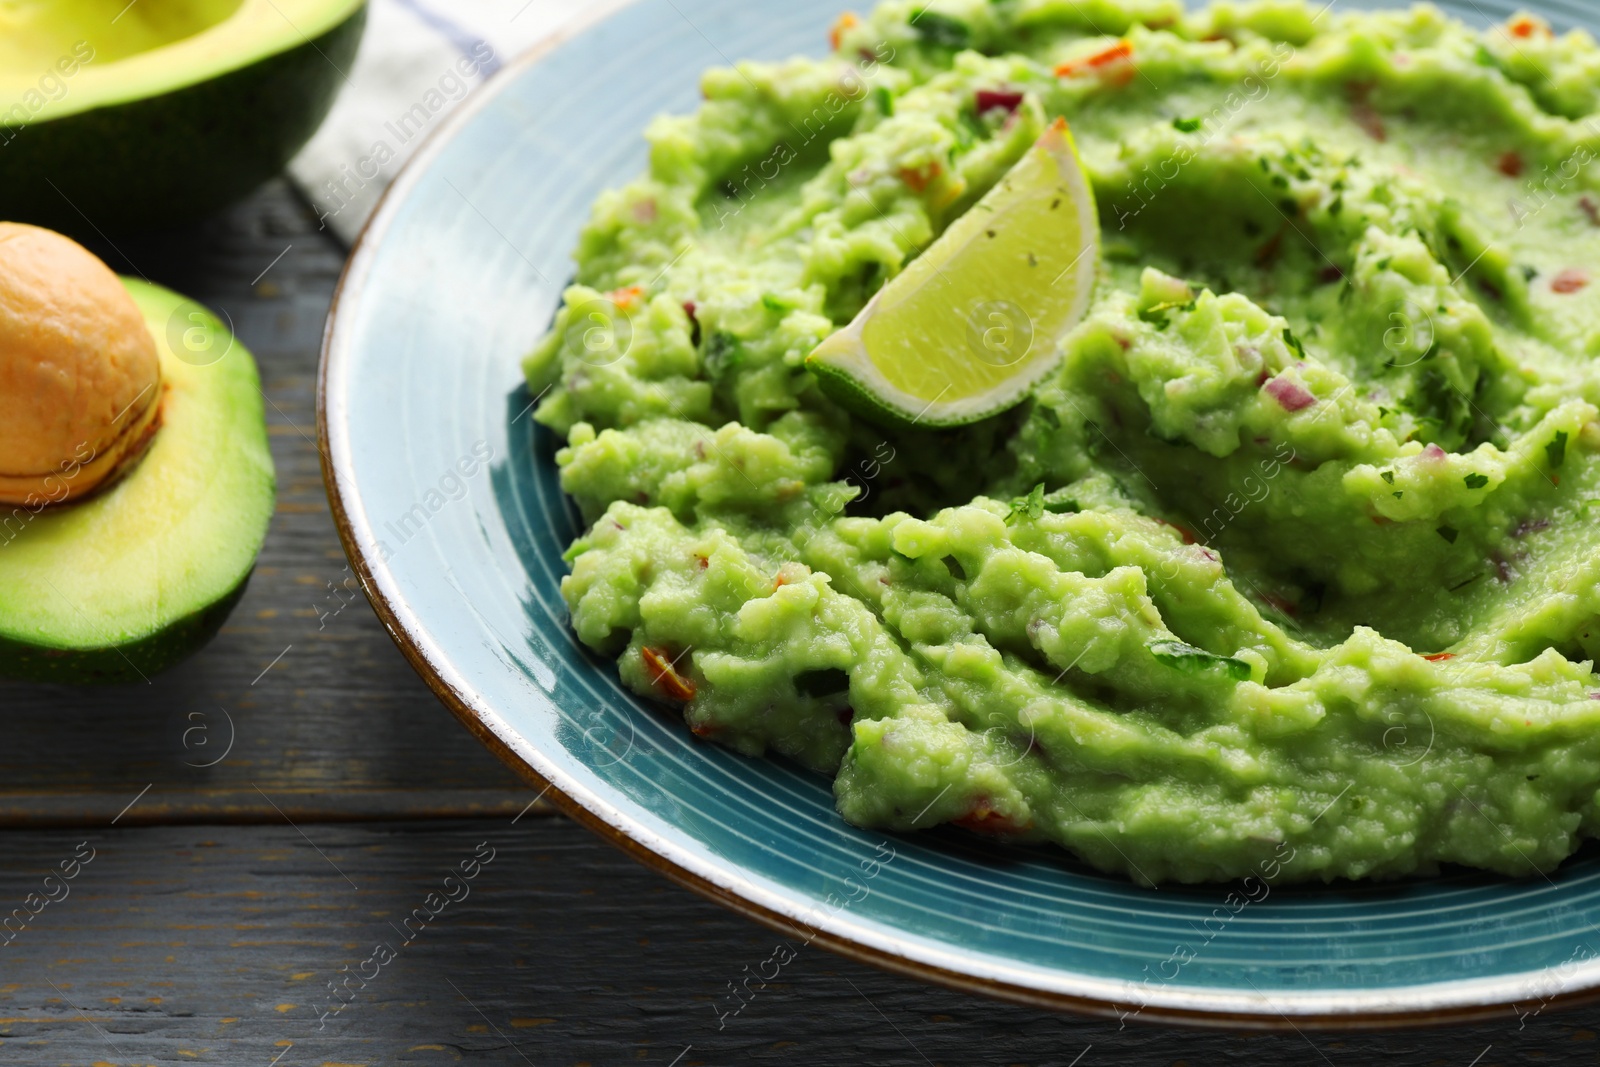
(642, 646, 696, 701)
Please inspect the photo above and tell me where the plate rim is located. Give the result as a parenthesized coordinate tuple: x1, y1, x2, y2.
(315, 0, 1600, 1029)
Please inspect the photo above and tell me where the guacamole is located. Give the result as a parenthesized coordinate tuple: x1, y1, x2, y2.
(523, 0, 1600, 885)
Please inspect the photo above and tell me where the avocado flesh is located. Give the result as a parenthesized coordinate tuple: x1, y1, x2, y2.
(0, 279, 276, 684)
(0, 1, 250, 70)
(0, 0, 365, 232)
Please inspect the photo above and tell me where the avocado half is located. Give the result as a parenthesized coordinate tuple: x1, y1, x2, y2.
(0, 0, 366, 232)
(0, 280, 275, 684)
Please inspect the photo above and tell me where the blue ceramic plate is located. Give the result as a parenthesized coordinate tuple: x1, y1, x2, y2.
(321, 0, 1600, 1027)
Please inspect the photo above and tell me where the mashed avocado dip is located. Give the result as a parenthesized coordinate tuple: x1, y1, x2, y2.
(523, 0, 1600, 885)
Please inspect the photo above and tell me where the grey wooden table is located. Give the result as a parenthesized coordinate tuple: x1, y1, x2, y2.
(0, 182, 1592, 1065)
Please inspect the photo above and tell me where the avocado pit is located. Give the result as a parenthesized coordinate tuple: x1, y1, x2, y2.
(0, 222, 164, 507)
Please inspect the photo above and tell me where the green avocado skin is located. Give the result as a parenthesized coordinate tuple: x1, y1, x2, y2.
(0, 8, 365, 235)
(0, 573, 251, 686)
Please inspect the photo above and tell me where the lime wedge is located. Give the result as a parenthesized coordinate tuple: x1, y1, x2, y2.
(806, 117, 1100, 429)
(806, 117, 1094, 428)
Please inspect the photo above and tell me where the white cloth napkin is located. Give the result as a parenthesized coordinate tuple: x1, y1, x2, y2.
(289, 0, 618, 243)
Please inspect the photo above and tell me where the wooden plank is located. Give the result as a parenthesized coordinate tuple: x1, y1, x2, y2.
(0, 789, 543, 828)
(0, 183, 531, 815)
(0, 816, 1587, 1066)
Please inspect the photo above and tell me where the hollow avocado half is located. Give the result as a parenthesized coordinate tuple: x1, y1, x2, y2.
(0, 0, 366, 233)
(0, 279, 275, 684)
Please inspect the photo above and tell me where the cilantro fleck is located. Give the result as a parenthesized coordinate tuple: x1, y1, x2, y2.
(1148, 639, 1252, 682)
(1464, 473, 1489, 489)
(1138, 299, 1195, 329)
(704, 331, 744, 382)
(1546, 430, 1569, 469)
(1437, 525, 1459, 544)
(1006, 483, 1047, 525)
(955, 108, 988, 148)
(1173, 117, 1203, 133)
(871, 85, 894, 116)
(1381, 470, 1395, 484)
(911, 10, 970, 49)
(1282, 327, 1307, 360)
(1393, 491, 1404, 498)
